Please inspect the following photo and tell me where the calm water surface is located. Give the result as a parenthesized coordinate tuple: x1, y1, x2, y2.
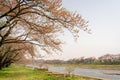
(48, 66, 120, 80)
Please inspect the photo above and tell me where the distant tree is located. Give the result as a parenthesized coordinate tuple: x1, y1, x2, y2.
(0, 0, 89, 69)
(84, 57, 96, 64)
(98, 54, 120, 64)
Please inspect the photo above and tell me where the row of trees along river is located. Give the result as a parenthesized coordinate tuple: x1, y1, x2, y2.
(44, 54, 120, 65)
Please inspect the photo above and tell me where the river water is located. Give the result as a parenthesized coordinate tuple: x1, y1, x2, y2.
(48, 66, 120, 80)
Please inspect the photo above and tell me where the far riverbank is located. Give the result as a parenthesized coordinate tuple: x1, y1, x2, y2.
(52, 64, 120, 70)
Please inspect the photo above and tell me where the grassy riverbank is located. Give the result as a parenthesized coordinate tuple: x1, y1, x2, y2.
(0, 65, 100, 80)
(53, 64, 120, 70)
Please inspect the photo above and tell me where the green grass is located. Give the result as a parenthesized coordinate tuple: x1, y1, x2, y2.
(0, 65, 99, 80)
(0, 65, 44, 80)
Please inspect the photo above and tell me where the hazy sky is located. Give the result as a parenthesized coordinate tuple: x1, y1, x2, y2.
(45, 0, 120, 60)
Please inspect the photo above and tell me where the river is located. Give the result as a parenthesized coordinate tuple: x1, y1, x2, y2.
(48, 66, 120, 80)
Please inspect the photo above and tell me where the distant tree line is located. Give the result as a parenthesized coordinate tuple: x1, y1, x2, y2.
(44, 54, 120, 65)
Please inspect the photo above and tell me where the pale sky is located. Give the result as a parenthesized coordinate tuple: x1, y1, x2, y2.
(44, 0, 120, 60)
